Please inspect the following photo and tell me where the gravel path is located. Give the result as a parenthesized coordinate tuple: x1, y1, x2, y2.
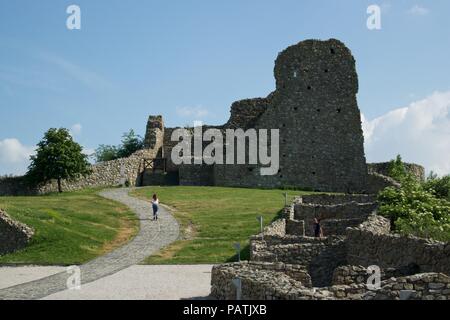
(0, 188, 180, 300)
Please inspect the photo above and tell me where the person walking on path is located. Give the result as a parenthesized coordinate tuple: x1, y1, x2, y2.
(151, 194, 160, 221)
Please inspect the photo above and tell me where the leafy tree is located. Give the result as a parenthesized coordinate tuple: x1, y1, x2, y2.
(94, 129, 144, 163)
(94, 144, 119, 162)
(388, 154, 408, 182)
(26, 128, 91, 193)
(423, 173, 450, 201)
(117, 129, 144, 158)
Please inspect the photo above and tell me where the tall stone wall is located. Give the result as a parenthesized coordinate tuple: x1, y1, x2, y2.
(0, 209, 34, 255)
(213, 39, 368, 193)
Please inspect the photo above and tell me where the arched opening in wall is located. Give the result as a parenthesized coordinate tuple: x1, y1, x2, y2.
(336, 108, 342, 113)
(330, 48, 335, 54)
(307, 86, 312, 90)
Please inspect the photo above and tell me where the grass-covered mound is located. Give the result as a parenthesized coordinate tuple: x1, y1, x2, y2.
(131, 186, 321, 264)
(0, 189, 138, 265)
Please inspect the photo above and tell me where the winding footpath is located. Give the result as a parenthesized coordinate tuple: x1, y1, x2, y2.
(0, 188, 180, 300)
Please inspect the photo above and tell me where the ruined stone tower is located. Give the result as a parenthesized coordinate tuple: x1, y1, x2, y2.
(144, 39, 370, 193)
(214, 39, 368, 192)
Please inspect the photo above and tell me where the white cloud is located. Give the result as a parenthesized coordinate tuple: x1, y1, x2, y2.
(70, 123, 82, 136)
(0, 138, 35, 176)
(362, 91, 450, 176)
(407, 5, 430, 16)
(176, 106, 210, 119)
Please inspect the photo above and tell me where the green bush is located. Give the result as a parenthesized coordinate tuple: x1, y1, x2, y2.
(423, 173, 450, 201)
(378, 159, 450, 242)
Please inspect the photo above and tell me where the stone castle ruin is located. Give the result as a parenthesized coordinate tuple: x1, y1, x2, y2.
(0, 38, 423, 195)
(210, 194, 450, 300)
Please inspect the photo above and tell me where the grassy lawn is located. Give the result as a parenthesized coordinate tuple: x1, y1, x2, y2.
(131, 186, 322, 264)
(0, 188, 138, 265)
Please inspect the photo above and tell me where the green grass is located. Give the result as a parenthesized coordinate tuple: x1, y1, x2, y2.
(131, 186, 322, 264)
(0, 189, 138, 265)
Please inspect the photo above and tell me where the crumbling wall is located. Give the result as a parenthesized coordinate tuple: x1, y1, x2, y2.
(0, 209, 34, 255)
(368, 162, 425, 182)
(214, 39, 368, 193)
(346, 216, 450, 275)
(0, 115, 164, 195)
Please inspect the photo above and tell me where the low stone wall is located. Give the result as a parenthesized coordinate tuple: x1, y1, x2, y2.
(368, 162, 425, 182)
(300, 194, 376, 205)
(285, 219, 305, 236)
(211, 263, 450, 300)
(0, 148, 160, 196)
(210, 261, 368, 300)
(346, 217, 450, 276)
(320, 218, 366, 236)
(294, 202, 377, 236)
(366, 273, 450, 300)
(250, 235, 346, 286)
(0, 209, 34, 255)
(332, 265, 420, 286)
(38, 149, 158, 194)
(365, 172, 400, 194)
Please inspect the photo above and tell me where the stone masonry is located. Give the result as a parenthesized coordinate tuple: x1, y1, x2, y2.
(0, 39, 421, 195)
(210, 194, 450, 300)
(0, 209, 34, 256)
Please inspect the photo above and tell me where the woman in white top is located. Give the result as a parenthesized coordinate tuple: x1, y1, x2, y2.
(151, 194, 159, 221)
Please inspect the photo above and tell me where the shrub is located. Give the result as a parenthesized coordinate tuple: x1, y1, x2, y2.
(423, 173, 450, 201)
(378, 172, 450, 242)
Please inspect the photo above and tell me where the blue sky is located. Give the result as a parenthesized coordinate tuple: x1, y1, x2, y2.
(1, 0, 449, 175)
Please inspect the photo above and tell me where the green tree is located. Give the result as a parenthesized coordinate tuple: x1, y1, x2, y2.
(423, 173, 450, 201)
(26, 128, 91, 193)
(388, 154, 408, 182)
(94, 129, 144, 163)
(117, 129, 144, 158)
(94, 144, 119, 162)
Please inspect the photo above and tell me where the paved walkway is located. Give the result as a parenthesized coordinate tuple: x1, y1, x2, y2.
(43, 265, 213, 300)
(0, 188, 180, 300)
